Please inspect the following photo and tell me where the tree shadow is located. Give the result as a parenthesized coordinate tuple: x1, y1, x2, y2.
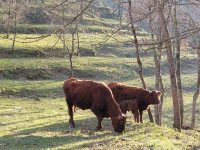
(0, 113, 66, 127)
(0, 117, 119, 149)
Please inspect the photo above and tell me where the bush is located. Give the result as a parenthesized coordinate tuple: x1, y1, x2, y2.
(79, 48, 96, 56)
(25, 7, 50, 24)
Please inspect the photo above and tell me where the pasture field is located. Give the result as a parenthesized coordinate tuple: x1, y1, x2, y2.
(0, 21, 200, 149)
(0, 98, 200, 150)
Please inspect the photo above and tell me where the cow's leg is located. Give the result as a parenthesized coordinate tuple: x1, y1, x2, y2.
(131, 110, 136, 122)
(96, 116, 103, 131)
(133, 110, 139, 123)
(66, 100, 75, 128)
(132, 110, 137, 123)
(139, 110, 143, 123)
(136, 111, 139, 123)
(91, 106, 103, 130)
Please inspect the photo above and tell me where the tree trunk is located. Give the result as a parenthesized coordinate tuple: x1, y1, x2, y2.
(128, 0, 153, 123)
(154, 0, 181, 130)
(76, 25, 80, 56)
(69, 53, 73, 77)
(80, 0, 84, 21)
(61, 5, 71, 77)
(191, 48, 200, 129)
(69, 26, 76, 77)
(148, 4, 164, 125)
(11, 1, 17, 52)
(153, 43, 165, 125)
(156, 43, 165, 125)
(119, 1, 122, 26)
(173, 2, 184, 128)
(6, 1, 11, 39)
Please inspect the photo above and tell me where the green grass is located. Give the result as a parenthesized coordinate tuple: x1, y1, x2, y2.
(0, 56, 198, 102)
(0, 98, 199, 150)
(0, 20, 200, 149)
(0, 24, 132, 34)
(0, 33, 136, 57)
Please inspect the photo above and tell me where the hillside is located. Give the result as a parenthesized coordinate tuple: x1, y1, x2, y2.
(0, 98, 200, 150)
(0, 9, 200, 149)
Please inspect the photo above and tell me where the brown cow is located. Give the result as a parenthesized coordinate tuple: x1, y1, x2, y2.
(63, 78, 126, 133)
(119, 99, 139, 123)
(108, 82, 162, 123)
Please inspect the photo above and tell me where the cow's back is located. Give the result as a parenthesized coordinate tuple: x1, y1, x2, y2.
(64, 78, 114, 111)
(108, 82, 143, 101)
(108, 82, 148, 111)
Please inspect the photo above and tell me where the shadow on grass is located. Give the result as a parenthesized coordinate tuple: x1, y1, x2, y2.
(0, 117, 124, 149)
(0, 114, 65, 127)
(160, 101, 200, 127)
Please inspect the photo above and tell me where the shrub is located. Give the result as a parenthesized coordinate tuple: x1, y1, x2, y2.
(25, 6, 50, 24)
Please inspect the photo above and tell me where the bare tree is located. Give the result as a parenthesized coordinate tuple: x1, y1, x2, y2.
(128, 0, 154, 123)
(172, 1, 184, 127)
(191, 47, 200, 129)
(59, 2, 78, 77)
(148, 3, 165, 125)
(154, 0, 181, 130)
(153, 42, 165, 125)
(190, 32, 200, 129)
(11, 0, 17, 52)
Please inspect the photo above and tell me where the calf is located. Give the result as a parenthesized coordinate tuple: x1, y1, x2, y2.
(119, 99, 139, 123)
(108, 82, 162, 123)
(63, 77, 126, 133)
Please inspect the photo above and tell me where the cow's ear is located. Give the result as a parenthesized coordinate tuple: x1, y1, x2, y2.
(155, 90, 162, 96)
(149, 91, 153, 96)
(152, 90, 162, 96)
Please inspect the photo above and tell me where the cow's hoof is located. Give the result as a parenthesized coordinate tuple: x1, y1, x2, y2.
(113, 132, 122, 135)
(69, 123, 75, 128)
(95, 126, 103, 131)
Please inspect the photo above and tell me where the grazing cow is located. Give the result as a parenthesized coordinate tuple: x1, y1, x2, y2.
(63, 78, 126, 133)
(119, 99, 139, 123)
(108, 82, 162, 123)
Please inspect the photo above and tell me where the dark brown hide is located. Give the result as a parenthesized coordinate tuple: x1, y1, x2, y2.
(63, 78, 126, 133)
(108, 82, 162, 123)
(119, 99, 139, 123)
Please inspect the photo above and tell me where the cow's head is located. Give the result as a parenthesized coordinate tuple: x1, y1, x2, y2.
(145, 90, 162, 104)
(111, 114, 126, 133)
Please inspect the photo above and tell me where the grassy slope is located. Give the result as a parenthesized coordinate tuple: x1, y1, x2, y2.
(0, 98, 199, 150)
(0, 18, 200, 149)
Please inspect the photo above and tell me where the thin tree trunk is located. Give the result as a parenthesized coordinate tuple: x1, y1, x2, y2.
(11, 1, 17, 52)
(128, 0, 154, 123)
(70, 26, 76, 77)
(6, 1, 11, 39)
(76, 25, 80, 56)
(62, 5, 70, 77)
(173, 2, 184, 128)
(69, 53, 73, 77)
(80, 0, 84, 21)
(154, 0, 181, 130)
(152, 34, 165, 125)
(156, 43, 165, 125)
(153, 42, 164, 125)
(119, 1, 122, 26)
(128, 0, 146, 89)
(148, 4, 164, 125)
(191, 48, 200, 129)
(152, 36, 160, 125)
